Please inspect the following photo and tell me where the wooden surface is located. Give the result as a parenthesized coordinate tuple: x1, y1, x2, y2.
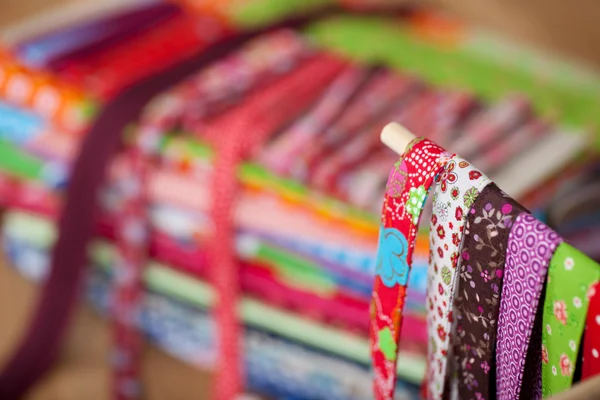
(428, 0, 600, 70)
(0, 253, 214, 399)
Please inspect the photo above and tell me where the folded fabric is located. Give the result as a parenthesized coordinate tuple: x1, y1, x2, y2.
(3, 231, 423, 400)
(1, 5, 598, 399)
(1, 210, 427, 384)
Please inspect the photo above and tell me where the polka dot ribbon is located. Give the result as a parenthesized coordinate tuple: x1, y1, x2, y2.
(582, 282, 600, 380)
(371, 137, 453, 400)
(426, 156, 491, 400)
(540, 243, 600, 397)
(496, 213, 562, 400)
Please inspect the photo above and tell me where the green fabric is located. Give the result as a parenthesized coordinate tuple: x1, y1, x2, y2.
(230, 0, 335, 28)
(541, 243, 600, 397)
(305, 16, 600, 141)
(0, 140, 45, 180)
(2, 211, 426, 383)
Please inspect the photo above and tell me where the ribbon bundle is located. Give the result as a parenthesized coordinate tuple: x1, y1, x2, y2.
(372, 130, 600, 400)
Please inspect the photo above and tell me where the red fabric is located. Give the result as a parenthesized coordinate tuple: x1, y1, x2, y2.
(203, 54, 345, 399)
(582, 282, 600, 380)
(59, 13, 228, 100)
(371, 138, 451, 400)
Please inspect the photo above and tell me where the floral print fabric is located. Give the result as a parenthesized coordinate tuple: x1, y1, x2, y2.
(450, 184, 526, 400)
(372, 137, 452, 400)
(427, 156, 491, 400)
(541, 244, 600, 397)
(496, 213, 561, 400)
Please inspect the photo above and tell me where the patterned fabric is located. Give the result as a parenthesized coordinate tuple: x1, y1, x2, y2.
(114, 52, 345, 400)
(541, 243, 600, 397)
(0, 55, 92, 131)
(582, 282, 600, 380)
(426, 156, 491, 399)
(450, 96, 531, 160)
(450, 184, 527, 400)
(496, 213, 562, 400)
(372, 137, 452, 400)
(260, 64, 369, 175)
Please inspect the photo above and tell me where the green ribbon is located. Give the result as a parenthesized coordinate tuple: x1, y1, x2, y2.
(541, 243, 600, 397)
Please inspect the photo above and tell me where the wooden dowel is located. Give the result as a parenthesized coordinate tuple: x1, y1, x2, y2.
(380, 122, 417, 156)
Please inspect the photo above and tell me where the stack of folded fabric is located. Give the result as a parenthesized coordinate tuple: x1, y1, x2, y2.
(0, 2, 598, 399)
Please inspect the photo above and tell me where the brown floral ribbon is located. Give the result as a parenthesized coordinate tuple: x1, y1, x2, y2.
(449, 183, 527, 400)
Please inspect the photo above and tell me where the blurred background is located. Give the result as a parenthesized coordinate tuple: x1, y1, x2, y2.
(0, 0, 599, 399)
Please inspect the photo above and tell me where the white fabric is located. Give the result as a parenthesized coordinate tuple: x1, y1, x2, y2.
(426, 156, 491, 399)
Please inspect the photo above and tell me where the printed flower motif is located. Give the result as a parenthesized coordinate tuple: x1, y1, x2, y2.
(437, 247, 444, 258)
(463, 187, 479, 208)
(458, 160, 469, 168)
(469, 170, 482, 180)
(542, 344, 549, 364)
(450, 187, 460, 200)
(386, 159, 409, 197)
(452, 233, 460, 247)
(564, 257, 574, 271)
(438, 283, 444, 295)
(501, 203, 513, 214)
(450, 252, 459, 267)
(454, 207, 464, 222)
(547, 324, 552, 335)
(441, 266, 452, 285)
(436, 161, 458, 193)
(554, 300, 568, 325)
(569, 340, 577, 352)
(431, 214, 438, 226)
(552, 366, 557, 376)
(406, 185, 427, 224)
(475, 392, 484, 400)
(573, 297, 582, 309)
(560, 354, 572, 376)
(437, 225, 446, 239)
(481, 361, 490, 374)
(588, 285, 597, 299)
(376, 226, 410, 287)
(436, 201, 449, 222)
(481, 270, 491, 283)
(437, 324, 447, 341)
(378, 327, 397, 361)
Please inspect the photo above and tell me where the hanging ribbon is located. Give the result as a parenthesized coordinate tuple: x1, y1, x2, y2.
(496, 213, 562, 400)
(372, 137, 453, 400)
(541, 243, 600, 397)
(582, 282, 600, 380)
(450, 183, 527, 400)
(427, 156, 491, 399)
